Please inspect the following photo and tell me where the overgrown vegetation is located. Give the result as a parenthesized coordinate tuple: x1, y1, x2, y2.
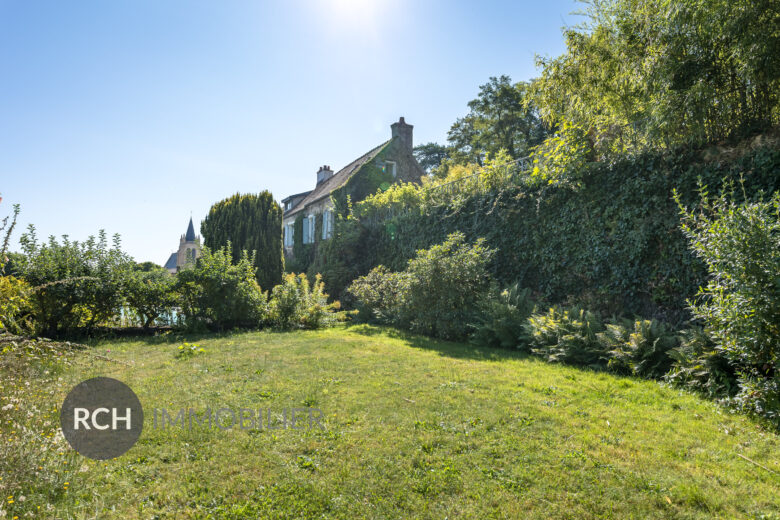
(348, 232, 494, 340)
(267, 273, 345, 330)
(677, 188, 780, 425)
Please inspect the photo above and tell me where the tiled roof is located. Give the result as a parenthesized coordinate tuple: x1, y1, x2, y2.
(164, 253, 178, 270)
(281, 190, 312, 203)
(284, 140, 391, 217)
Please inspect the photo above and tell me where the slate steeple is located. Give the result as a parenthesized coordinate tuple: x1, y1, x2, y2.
(185, 217, 197, 242)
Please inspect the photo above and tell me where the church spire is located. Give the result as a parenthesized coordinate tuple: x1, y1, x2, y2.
(185, 217, 197, 242)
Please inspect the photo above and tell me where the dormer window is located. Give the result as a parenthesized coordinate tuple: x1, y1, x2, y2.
(383, 161, 397, 178)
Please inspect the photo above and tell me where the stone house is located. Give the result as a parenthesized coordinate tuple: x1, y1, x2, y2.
(281, 117, 425, 255)
(164, 217, 202, 274)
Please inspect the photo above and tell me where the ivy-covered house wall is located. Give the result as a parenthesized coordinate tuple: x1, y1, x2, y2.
(305, 142, 780, 322)
(282, 117, 426, 272)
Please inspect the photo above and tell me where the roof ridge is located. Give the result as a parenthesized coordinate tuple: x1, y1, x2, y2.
(284, 139, 392, 217)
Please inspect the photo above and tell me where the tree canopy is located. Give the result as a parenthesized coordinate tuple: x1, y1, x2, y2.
(532, 0, 780, 154)
(201, 191, 284, 291)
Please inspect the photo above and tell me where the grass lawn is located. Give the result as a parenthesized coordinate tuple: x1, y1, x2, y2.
(6, 325, 780, 518)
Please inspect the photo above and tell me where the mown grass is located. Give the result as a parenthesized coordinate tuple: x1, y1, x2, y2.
(5, 325, 780, 519)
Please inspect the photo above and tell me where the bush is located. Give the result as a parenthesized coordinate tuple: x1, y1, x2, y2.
(346, 265, 410, 324)
(0, 276, 32, 334)
(470, 283, 535, 348)
(268, 273, 344, 330)
(125, 265, 178, 328)
(677, 189, 780, 425)
(526, 307, 606, 368)
(17, 227, 133, 336)
(402, 232, 494, 340)
(176, 245, 267, 330)
(665, 327, 737, 398)
(603, 319, 679, 378)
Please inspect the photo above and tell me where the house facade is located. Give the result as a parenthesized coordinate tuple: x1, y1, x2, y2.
(281, 117, 425, 255)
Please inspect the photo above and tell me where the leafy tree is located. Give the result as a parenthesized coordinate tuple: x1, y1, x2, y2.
(17, 227, 133, 336)
(201, 191, 284, 291)
(532, 0, 780, 154)
(175, 245, 267, 330)
(413, 142, 450, 173)
(125, 264, 177, 328)
(448, 76, 548, 164)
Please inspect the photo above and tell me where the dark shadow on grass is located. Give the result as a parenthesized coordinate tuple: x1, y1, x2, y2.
(346, 324, 531, 362)
(82, 328, 265, 348)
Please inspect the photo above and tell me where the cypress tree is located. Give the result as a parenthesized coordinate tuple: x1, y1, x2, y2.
(201, 191, 284, 291)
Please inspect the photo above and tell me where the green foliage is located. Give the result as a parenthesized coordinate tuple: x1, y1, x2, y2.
(470, 283, 535, 348)
(125, 265, 178, 328)
(413, 142, 450, 173)
(176, 245, 267, 331)
(603, 319, 679, 378)
(267, 273, 344, 330)
(677, 188, 780, 425)
(348, 233, 494, 340)
(665, 327, 737, 398)
(201, 191, 284, 290)
(17, 227, 133, 336)
(346, 265, 411, 324)
(402, 232, 494, 340)
(529, 121, 592, 185)
(447, 76, 549, 164)
(526, 307, 607, 367)
(315, 141, 779, 322)
(0, 276, 32, 334)
(532, 0, 780, 154)
(0, 202, 20, 274)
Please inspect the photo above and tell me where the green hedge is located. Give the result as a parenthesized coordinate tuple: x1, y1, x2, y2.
(304, 143, 780, 322)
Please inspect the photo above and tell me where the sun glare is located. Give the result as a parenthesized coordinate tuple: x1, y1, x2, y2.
(316, 0, 394, 35)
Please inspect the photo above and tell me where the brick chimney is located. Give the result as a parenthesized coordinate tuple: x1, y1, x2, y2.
(391, 117, 413, 151)
(316, 165, 333, 185)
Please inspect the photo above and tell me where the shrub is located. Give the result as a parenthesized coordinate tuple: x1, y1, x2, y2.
(17, 227, 133, 336)
(470, 283, 535, 348)
(346, 265, 410, 325)
(125, 265, 178, 328)
(347, 233, 494, 340)
(526, 307, 606, 367)
(603, 319, 679, 378)
(0, 276, 32, 334)
(677, 189, 780, 425)
(268, 273, 343, 330)
(176, 245, 267, 330)
(402, 232, 495, 340)
(665, 327, 737, 398)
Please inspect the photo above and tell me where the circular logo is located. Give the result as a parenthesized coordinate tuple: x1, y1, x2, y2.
(60, 377, 144, 460)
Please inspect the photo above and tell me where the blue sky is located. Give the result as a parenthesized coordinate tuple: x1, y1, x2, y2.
(1, 0, 579, 264)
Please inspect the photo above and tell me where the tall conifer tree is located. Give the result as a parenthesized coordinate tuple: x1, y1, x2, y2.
(201, 191, 283, 290)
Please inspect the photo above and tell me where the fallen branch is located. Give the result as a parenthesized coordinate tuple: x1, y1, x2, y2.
(736, 453, 778, 475)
